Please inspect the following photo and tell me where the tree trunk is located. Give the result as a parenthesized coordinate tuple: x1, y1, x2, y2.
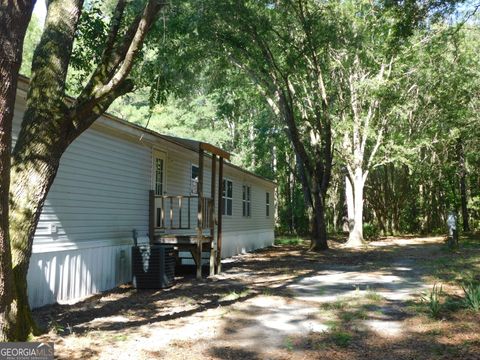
(285, 162, 293, 234)
(278, 92, 330, 250)
(290, 166, 296, 233)
(457, 138, 469, 232)
(310, 192, 328, 250)
(10, 83, 68, 337)
(0, 0, 35, 341)
(5, 0, 164, 340)
(346, 168, 365, 247)
(345, 176, 354, 232)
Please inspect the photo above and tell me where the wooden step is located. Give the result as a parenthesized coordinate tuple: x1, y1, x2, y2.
(154, 234, 213, 245)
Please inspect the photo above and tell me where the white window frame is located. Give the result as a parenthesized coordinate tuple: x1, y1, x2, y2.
(242, 184, 251, 217)
(152, 150, 167, 195)
(266, 192, 270, 217)
(222, 178, 233, 216)
(191, 163, 199, 195)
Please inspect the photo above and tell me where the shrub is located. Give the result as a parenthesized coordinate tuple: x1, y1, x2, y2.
(363, 222, 380, 240)
(462, 283, 480, 312)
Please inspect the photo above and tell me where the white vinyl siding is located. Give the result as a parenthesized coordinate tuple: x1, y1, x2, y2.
(12, 89, 152, 246)
(35, 129, 151, 244)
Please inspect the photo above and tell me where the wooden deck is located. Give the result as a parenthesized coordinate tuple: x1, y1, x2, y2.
(149, 143, 227, 279)
(154, 234, 213, 245)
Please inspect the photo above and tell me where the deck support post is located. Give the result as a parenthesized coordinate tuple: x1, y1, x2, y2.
(216, 157, 224, 274)
(196, 149, 204, 279)
(209, 154, 217, 276)
(149, 190, 155, 244)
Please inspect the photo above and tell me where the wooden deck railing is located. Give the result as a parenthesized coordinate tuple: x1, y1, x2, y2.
(152, 194, 214, 231)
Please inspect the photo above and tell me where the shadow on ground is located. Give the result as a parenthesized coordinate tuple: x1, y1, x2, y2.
(33, 235, 480, 359)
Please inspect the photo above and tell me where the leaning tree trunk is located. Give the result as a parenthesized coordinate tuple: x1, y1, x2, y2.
(10, 119, 66, 339)
(0, 0, 35, 341)
(7, 0, 165, 340)
(7, 0, 83, 340)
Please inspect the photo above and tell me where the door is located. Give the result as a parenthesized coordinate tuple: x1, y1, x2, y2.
(153, 150, 167, 229)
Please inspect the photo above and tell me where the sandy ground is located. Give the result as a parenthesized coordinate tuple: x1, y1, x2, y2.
(33, 236, 480, 359)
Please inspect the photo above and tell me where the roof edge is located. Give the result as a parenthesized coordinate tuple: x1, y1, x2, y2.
(16, 75, 275, 186)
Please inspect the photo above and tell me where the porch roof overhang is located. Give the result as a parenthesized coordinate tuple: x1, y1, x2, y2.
(156, 134, 231, 160)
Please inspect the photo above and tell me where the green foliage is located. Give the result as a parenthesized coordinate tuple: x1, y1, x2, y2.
(468, 196, 480, 232)
(274, 237, 303, 246)
(18, 0, 480, 239)
(462, 283, 480, 312)
(47, 318, 64, 335)
(20, 15, 42, 77)
(328, 330, 352, 348)
(363, 223, 380, 241)
(67, 0, 112, 93)
(421, 284, 443, 319)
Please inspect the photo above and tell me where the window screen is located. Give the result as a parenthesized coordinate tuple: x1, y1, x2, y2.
(223, 179, 233, 216)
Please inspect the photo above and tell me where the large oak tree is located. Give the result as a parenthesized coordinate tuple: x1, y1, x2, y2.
(0, 0, 36, 341)
(1, 0, 166, 341)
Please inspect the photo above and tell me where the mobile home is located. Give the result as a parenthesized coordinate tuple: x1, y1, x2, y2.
(12, 77, 276, 308)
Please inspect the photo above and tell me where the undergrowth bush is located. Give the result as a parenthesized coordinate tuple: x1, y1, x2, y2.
(363, 222, 380, 240)
(462, 283, 480, 312)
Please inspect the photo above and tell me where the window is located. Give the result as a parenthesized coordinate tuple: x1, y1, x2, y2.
(242, 185, 251, 217)
(222, 179, 233, 216)
(155, 157, 164, 195)
(266, 192, 270, 217)
(191, 164, 199, 194)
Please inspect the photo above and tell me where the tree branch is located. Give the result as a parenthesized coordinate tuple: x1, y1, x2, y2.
(69, 0, 165, 135)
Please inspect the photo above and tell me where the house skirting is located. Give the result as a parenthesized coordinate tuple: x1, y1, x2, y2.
(28, 241, 135, 309)
(27, 229, 274, 309)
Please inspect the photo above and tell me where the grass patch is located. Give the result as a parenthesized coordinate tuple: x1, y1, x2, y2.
(443, 296, 465, 312)
(320, 299, 347, 311)
(275, 237, 304, 246)
(422, 235, 480, 285)
(324, 319, 339, 329)
(48, 318, 65, 334)
(220, 289, 251, 301)
(328, 330, 352, 348)
(365, 288, 384, 303)
(113, 334, 128, 342)
(426, 328, 443, 336)
(339, 309, 368, 322)
(421, 283, 443, 319)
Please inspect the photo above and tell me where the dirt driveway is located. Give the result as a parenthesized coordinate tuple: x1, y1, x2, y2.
(34, 236, 480, 359)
